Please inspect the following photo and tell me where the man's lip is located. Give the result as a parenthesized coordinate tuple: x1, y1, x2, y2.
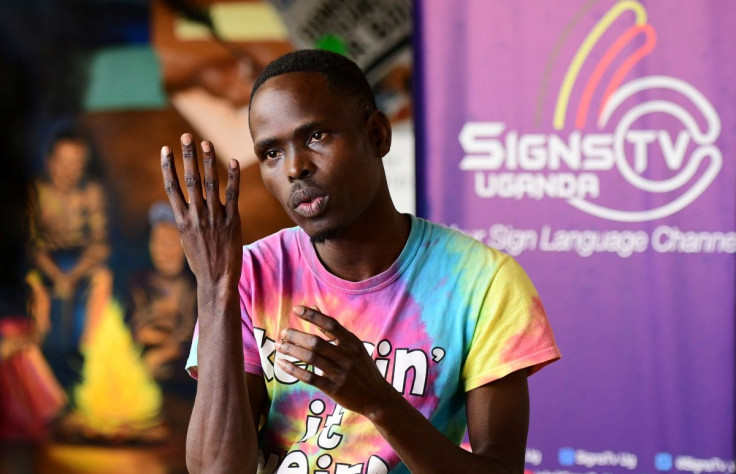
(289, 187, 327, 209)
(289, 186, 329, 217)
(293, 195, 328, 218)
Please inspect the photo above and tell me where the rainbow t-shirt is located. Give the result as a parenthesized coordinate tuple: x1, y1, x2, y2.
(187, 215, 560, 473)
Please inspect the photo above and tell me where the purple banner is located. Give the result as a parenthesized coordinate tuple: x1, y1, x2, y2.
(416, 1, 735, 472)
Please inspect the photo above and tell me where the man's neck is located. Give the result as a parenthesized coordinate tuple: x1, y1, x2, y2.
(313, 210, 411, 282)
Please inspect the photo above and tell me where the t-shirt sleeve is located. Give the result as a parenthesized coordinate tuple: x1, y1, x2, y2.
(461, 255, 561, 392)
(185, 294, 264, 379)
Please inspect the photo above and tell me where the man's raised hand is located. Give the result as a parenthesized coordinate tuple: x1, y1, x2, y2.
(164, 135, 259, 473)
(160, 133, 242, 288)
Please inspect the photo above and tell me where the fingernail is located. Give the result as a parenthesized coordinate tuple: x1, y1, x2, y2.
(293, 306, 304, 315)
(201, 141, 211, 152)
(181, 133, 192, 145)
(230, 159, 239, 169)
(161, 146, 170, 156)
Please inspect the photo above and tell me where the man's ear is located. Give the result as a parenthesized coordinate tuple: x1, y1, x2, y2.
(367, 110, 392, 159)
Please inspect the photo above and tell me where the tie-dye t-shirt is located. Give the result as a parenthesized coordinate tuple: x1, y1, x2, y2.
(186, 215, 560, 473)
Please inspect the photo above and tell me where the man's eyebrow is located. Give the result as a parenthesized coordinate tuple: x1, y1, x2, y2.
(255, 121, 328, 150)
(254, 137, 279, 151)
(294, 121, 327, 137)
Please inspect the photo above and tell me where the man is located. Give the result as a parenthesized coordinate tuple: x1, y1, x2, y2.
(161, 50, 560, 473)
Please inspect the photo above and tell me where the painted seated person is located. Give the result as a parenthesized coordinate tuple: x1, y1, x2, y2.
(127, 201, 196, 382)
(29, 128, 112, 387)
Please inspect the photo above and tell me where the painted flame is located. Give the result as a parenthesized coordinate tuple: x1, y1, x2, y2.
(74, 300, 162, 434)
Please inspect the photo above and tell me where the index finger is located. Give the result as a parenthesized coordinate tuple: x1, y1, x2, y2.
(161, 146, 187, 218)
(293, 306, 347, 340)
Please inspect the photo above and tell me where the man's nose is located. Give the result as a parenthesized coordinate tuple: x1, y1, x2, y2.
(286, 148, 315, 181)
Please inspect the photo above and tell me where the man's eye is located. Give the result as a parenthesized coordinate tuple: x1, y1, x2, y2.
(308, 131, 325, 143)
(264, 150, 280, 160)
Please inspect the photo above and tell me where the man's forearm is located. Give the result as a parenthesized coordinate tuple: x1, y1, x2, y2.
(367, 387, 520, 474)
(186, 283, 259, 473)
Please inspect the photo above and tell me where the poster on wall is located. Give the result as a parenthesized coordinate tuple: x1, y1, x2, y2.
(1, 1, 417, 470)
(416, 0, 735, 472)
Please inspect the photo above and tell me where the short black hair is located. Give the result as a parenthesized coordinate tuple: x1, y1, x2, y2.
(249, 49, 377, 117)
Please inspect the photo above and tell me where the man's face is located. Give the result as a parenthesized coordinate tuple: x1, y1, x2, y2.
(249, 72, 384, 242)
(47, 139, 89, 191)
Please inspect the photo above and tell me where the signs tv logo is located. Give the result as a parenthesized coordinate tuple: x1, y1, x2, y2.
(458, 1, 722, 222)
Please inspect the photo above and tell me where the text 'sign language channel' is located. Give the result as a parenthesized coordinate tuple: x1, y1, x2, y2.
(452, 224, 736, 258)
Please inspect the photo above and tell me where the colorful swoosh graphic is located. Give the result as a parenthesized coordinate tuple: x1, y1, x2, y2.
(550, 0, 653, 131)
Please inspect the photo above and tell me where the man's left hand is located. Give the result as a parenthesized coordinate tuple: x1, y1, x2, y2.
(275, 305, 392, 417)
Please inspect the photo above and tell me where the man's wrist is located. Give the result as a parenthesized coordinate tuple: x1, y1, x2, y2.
(365, 381, 405, 427)
(195, 278, 241, 332)
(196, 277, 239, 305)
